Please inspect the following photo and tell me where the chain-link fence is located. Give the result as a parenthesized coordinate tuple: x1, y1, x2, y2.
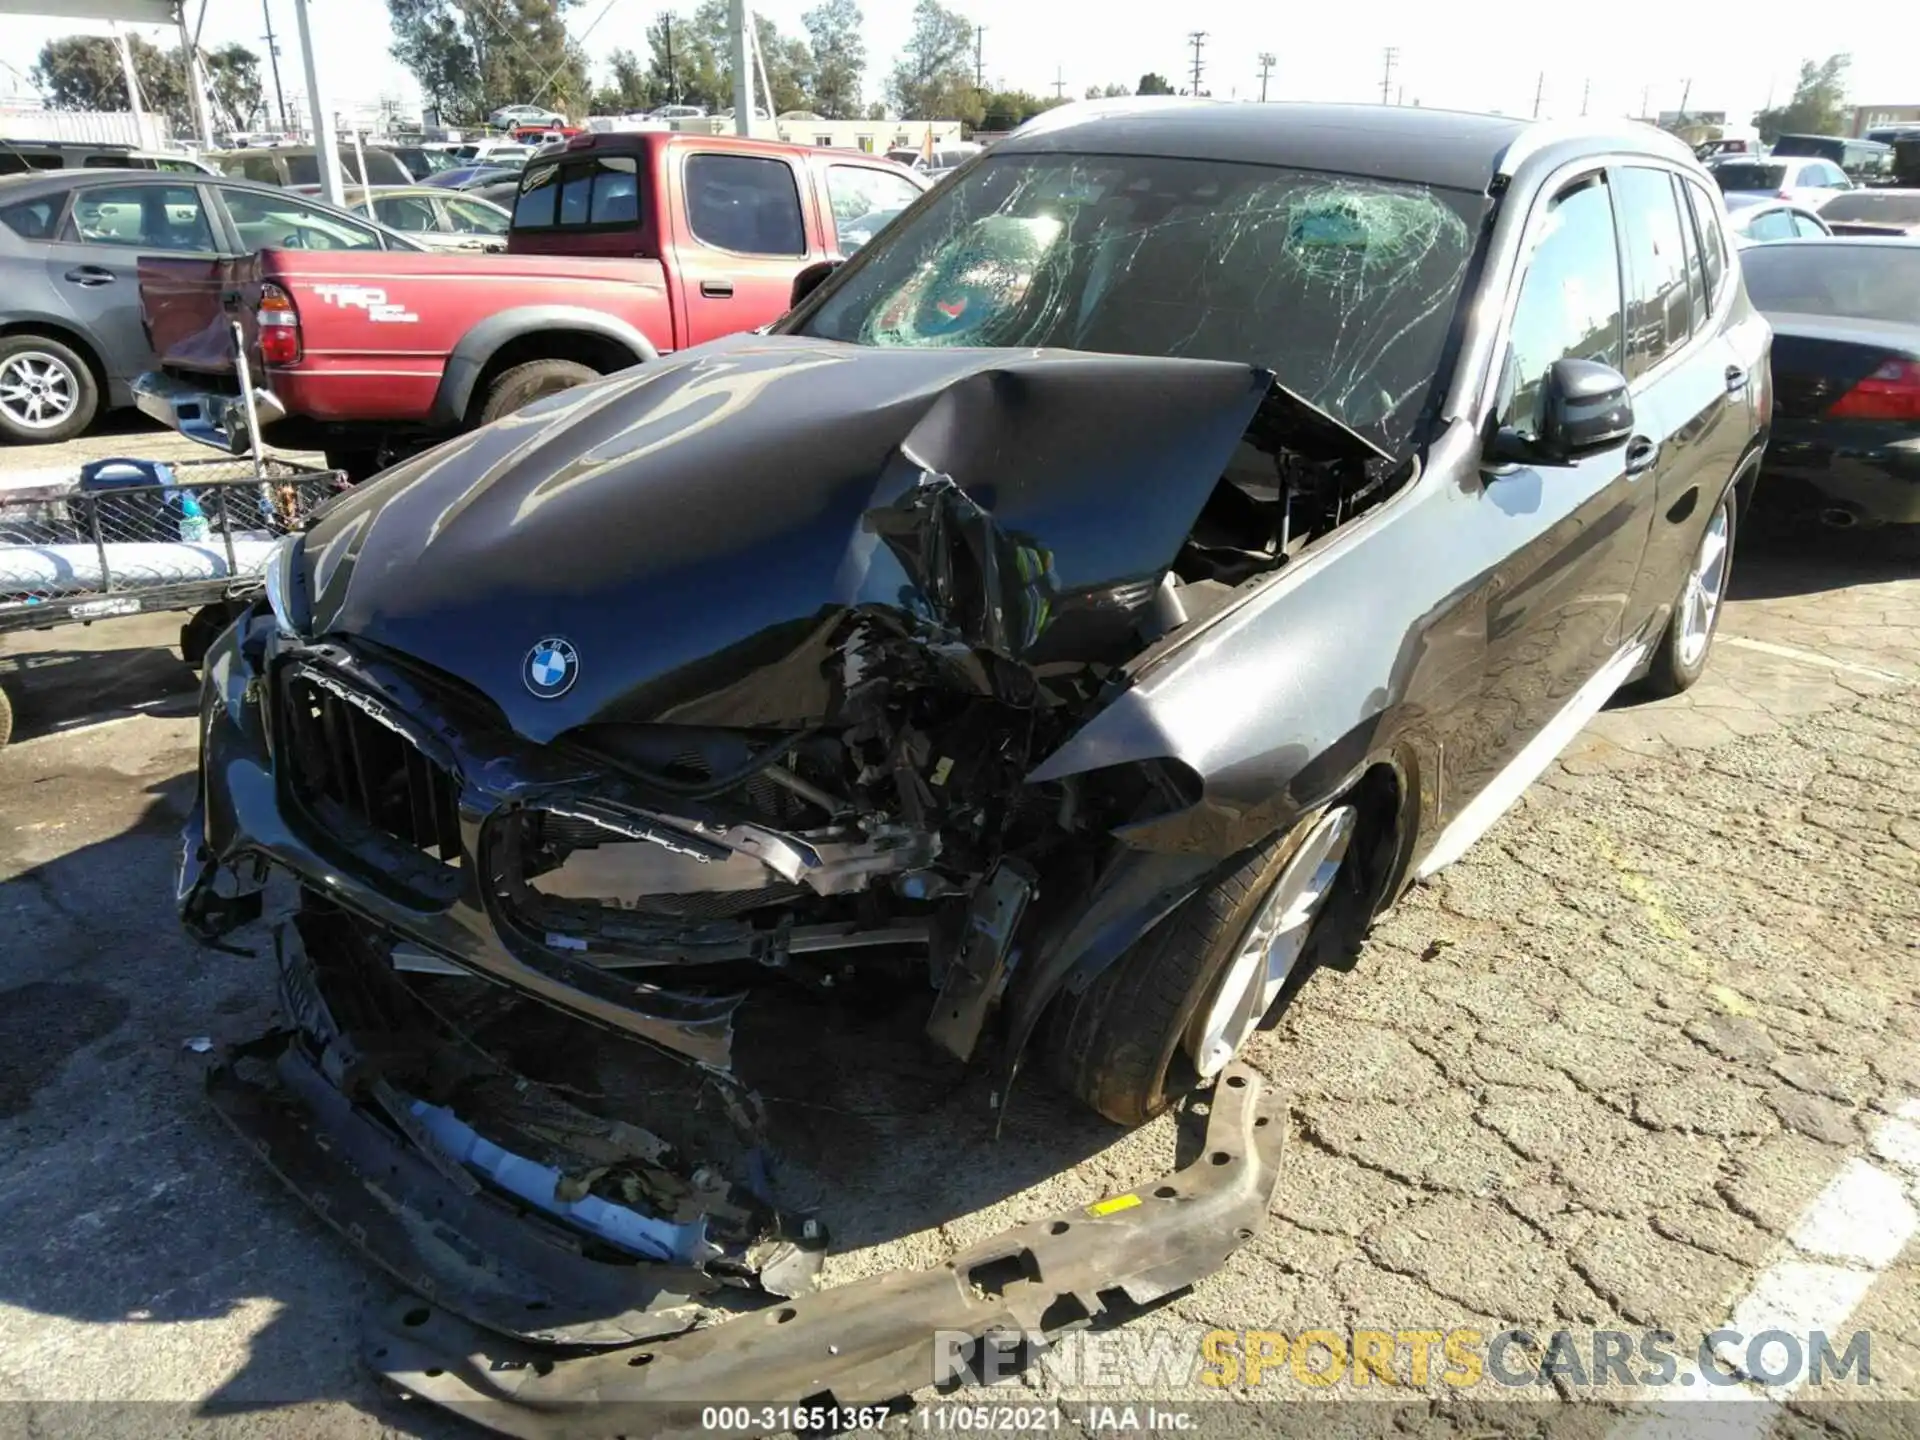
(0, 456, 347, 632)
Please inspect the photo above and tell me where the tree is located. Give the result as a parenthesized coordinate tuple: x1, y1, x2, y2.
(1754, 54, 1851, 143)
(1083, 82, 1130, 100)
(591, 46, 650, 114)
(888, 0, 980, 124)
(804, 0, 864, 118)
(31, 33, 263, 135)
(979, 89, 1062, 130)
(386, 0, 592, 125)
(640, 4, 816, 116)
(202, 44, 264, 132)
(1136, 72, 1174, 96)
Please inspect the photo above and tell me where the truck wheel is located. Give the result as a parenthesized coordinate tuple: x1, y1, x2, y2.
(1045, 804, 1360, 1127)
(478, 359, 599, 425)
(0, 334, 99, 444)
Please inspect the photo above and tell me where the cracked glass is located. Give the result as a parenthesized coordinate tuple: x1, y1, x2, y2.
(794, 153, 1484, 452)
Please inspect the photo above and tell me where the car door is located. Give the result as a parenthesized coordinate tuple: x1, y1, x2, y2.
(1457, 169, 1655, 796)
(1613, 166, 1749, 625)
(671, 150, 822, 345)
(38, 179, 220, 385)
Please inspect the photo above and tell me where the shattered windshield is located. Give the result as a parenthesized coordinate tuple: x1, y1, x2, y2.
(791, 153, 1486, 451)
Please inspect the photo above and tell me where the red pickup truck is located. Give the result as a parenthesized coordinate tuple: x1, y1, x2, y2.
(133, 131, 927, 474)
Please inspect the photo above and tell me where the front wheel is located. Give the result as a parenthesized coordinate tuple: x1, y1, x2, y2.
(1045, 803, 1359, 1127)
(1641, 483, 1737, 697)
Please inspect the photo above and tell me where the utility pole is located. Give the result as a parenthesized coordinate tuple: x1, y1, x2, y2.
(1187, 31, 1207, 98)
(665, 15, 675, 104)
(1257, 52, 1274, 103)
(261, 0, 289, 129)
(1581, 78, 1590, 116)
(290, 0, 344, 206)
(1640, 84, 1650, 119)
(1052, 66, 1065, 100)
(110, 22, 147, 136)
(1532, 71, 1544, 119)
(1380, 46, 1398, 106)
(728, 0, 751, 136)
(1677, 77, 1692, 123)
(975, 28, 984, 92)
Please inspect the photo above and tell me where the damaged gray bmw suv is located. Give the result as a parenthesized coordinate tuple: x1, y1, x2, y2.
(180, 102, 1769, 1427)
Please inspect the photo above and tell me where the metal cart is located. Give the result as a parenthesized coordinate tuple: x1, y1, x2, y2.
(0, 454, 347, 745)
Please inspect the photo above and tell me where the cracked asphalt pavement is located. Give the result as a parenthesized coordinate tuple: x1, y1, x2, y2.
(1, 454, 1918, 1435)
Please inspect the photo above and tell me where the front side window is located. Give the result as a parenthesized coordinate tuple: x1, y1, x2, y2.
(1496, 175, 1624, 437)
(1614, 165, 1692, 375)
(373, 194, 440, 233)
(221, 187, 383, 251)
(1791, 213, 1828, 238)
(793, 153, 1484, 451)
(69, 184, 213, 250)
(1746, 208, 1796, 241)
(442, 197, 509, 235)
(685, 153, 805, 255)
(826, 164, 924, 252)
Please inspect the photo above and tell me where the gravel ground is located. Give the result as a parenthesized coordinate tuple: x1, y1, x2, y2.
(1, 474, 1917, 1437)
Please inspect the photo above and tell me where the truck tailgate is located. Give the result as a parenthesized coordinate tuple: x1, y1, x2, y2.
(139, 254, 263, 376)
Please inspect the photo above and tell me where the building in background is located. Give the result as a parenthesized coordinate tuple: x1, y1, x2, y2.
(662, 112, 961, 155)
(1849, 104, 1920, 137)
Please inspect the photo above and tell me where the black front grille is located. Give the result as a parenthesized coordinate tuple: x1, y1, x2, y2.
(281, 670, 463, 866)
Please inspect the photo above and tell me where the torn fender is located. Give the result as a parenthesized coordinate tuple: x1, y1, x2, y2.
(362, 1061, 1284, 1438)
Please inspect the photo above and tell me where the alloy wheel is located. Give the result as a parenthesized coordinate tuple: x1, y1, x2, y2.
(0, 351, 79, 432)
(1677, 493, 1733, 670)
(1190, 805, 1357, 1079)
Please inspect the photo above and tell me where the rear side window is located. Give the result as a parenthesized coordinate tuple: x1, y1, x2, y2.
(1713, 163, 1785, 192)
(1673, 175, 1708, 334)
(1791, 213, 1828, 238)
(512, 156, 639, 229)
(1684, 180, 1728, 297)
(1740, 245, 1920, 326)
(0, 195, 60, 237)
(373, 194, 439, 233)
(0, 152, 63, 174)
(685, 153, 804, 255)
(1497, 174, 1624, 436)
(1745, 208, 1796, 241)
(1614, 166, 1693, 376)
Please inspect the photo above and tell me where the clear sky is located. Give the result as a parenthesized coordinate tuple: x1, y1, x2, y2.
(4, 0, 1916, 129)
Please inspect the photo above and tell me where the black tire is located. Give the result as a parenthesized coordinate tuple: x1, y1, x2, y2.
(0, 679, 12, 747)
(1045, 805, 1359, 1127)
(0, 334, 99, 444)
(477, 359, 600, 425)
(180, 601, 241, 671)
(1641, 480, 1739, 698)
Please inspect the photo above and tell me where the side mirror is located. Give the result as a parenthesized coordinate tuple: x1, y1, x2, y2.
(789, 259, 841, 310)
(1488, 357, 1633, 467)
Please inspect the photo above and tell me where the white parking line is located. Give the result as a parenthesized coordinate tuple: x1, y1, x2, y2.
(1719, 635, 1908, 684)
(1611, 1101, 1920, 1438)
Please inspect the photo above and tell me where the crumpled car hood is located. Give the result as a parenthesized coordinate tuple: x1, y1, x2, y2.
(301, 335, 1275, 744)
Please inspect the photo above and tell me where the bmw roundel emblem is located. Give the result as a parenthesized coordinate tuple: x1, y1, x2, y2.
(524, 637, 579, 698)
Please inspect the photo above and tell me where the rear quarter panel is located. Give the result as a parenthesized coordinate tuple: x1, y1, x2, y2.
(257, 250, 670, 422)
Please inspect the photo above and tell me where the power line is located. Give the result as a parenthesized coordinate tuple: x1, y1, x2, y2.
(1380, 46, 1398, 106)
(1187, 31, 1207, 97)
(1256, 52, 1274, 104)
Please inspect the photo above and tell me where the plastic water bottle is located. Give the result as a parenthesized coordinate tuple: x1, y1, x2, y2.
(178, 491, 210, 543)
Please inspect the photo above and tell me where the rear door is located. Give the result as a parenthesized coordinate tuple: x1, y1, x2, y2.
(671, 149, 819, 345)
(1612, 165, 1750, 621)
(39, 179, 221, 384)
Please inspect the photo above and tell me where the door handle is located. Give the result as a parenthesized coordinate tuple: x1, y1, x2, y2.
(1624, 435, 1661, 475)
(699, 280, 734, 298)
(63, 266, 114, 287)
(1724, 365, 1747, 395)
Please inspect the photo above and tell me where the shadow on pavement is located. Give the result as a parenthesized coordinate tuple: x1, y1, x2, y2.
(0, 768, 1129, 1429)
(1732, 509, 1920, 602)
(0, 643, 198, 744)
